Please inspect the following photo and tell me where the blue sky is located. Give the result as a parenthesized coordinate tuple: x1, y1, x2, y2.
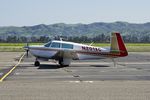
(0, 0, 150, 26)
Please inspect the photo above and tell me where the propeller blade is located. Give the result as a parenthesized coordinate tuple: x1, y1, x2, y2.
(26, 43, 29, 57)
(24, 42, 29, 57)
(26, 49, 29, 57)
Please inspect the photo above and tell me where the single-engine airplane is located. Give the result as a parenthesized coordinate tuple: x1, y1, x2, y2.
(24, 32, 128, 67)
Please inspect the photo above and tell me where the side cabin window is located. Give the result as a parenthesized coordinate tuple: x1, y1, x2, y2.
(51, 42, 60, 48)
(62, 43, 73, 49)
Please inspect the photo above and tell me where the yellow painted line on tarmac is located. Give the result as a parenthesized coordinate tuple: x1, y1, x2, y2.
(0, 52, 26, 82)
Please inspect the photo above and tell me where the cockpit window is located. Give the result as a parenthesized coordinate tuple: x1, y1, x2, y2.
(51, 42, 60, 48)
(45, 41, 73, 49)
(62, 43, 73, 49)
(44, 42, 51, 47)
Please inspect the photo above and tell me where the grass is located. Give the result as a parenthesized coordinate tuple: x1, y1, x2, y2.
(125, 43, 150, 52)
(0, 43, 43, 46)
(0, 43, 44, 52)
(91, 43, 150, 52)
(0, 43, 150, 52)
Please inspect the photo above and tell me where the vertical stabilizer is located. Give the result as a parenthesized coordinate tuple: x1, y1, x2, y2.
(110, 32, 128, 57)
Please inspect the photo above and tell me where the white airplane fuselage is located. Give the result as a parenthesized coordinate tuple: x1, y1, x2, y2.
(29, 41, 110, 60)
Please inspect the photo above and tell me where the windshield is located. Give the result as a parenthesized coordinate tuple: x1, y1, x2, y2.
(44, 42, 51, 47)
(51, 42, 61, 48)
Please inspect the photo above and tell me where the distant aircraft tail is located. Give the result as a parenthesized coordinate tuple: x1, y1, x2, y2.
(110, 32, 128, 57)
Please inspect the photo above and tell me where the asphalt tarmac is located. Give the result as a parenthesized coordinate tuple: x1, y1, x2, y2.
(6, 52, 150, 81)
(0, 52, 150, 100)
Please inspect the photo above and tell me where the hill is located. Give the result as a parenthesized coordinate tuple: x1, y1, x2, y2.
(0, 21, 150, 37)
(0, 22, 150, 43)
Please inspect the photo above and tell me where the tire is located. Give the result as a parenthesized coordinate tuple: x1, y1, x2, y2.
(60, 64, 69, 67)
(34, 61, 40, 66)
(59, 58, 63, 65)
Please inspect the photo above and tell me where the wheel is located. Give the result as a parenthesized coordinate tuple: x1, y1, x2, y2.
(59, 58, 63, 65)
(63, 65, 69, 67)
(34, 61, 40, 66)
(60, 64, 69, 67)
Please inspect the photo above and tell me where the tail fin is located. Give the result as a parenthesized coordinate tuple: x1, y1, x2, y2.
(110, 32, 128, 57)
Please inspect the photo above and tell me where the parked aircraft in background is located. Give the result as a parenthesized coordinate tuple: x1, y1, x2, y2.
(24, 32, 128, 67)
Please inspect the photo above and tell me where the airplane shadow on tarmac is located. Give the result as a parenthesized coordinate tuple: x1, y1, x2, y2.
(38, 64, 63, 69)
(37, 64, 110, 69)
(90, 65, 110, 67)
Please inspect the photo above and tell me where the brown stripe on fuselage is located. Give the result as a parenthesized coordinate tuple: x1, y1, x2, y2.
(77, 51, 121, 57)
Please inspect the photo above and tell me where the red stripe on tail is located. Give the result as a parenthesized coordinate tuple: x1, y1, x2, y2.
(115, 33, 128, 57)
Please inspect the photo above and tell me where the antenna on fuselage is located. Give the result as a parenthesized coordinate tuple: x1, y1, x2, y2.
(89, 42, 94, 46)
(59, 35, 68, 41)
(60, 37, 63, 41)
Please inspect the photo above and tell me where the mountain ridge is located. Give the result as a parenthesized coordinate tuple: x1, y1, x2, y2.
(1, 21, 150, 38)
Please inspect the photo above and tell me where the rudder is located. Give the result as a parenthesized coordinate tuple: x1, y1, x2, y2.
(110, 32, 128, 57)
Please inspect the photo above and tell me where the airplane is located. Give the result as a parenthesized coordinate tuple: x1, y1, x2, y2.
(24, 32, 128, 67)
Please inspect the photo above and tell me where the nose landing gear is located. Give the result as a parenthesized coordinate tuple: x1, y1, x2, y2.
(34, 58, 40, 66)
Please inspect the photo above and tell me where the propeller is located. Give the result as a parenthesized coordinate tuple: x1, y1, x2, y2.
(89, 42, 94, 46)
(24, 42, 29, 57)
